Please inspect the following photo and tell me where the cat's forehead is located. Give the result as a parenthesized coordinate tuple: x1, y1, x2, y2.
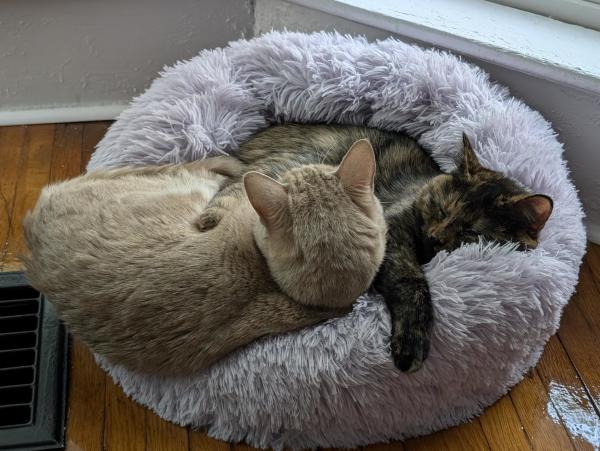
(282, 164, 338, 186)
(428, 171, 527, 212)
(461, 175, 524, 201)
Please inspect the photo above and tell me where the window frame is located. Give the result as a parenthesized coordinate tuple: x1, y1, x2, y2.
(491, 0, 600, 31)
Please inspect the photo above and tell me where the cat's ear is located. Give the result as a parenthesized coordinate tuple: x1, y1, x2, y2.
(513, 194, 553, 235)
(335, 139, 376, 195)
(459, 133, 484, 178)
(244, 171, 289, 229)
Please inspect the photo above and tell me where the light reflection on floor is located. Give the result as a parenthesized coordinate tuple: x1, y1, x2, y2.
(547, 382, 600, 448)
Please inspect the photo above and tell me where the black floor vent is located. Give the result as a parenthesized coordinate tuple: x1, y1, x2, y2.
(0, 273, 68, 451)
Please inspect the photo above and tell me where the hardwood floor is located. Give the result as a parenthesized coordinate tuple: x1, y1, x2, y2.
(1, 122, 599, 451)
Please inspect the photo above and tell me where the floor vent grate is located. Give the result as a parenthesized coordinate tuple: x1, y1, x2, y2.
(0, 272, 68, 450)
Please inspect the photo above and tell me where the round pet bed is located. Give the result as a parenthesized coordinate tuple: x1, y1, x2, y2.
(88, 32, 586, 449)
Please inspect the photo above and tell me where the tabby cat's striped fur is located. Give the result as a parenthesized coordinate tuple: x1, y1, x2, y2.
(200, 125, 553, 372)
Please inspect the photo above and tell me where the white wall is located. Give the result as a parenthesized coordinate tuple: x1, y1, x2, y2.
(0, 0, 253, 120)
(255, 0, 600, 243)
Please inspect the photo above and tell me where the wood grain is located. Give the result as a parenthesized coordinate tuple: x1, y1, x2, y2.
(406, 419, 490, 451)
(104, 377, 147, 451)
(189, 429, 233, 451)
(573, 259, 600, 332)
(585, 244, 600, 293)
(81, 121, 111, 171)
(65, 340, 107, 451)
(479, 394, 531, 451)
(0, 126, 26, 269)
(510, 368, 575, 450)
(2, 124, 54, 271)
(50, 123, 83, 182)
(536, 336, 600, 450)
(440, 420, 491, 451)
(146, 410, 189, 451)
(406, 431, 450, 451)
(556, 268, 600, 415)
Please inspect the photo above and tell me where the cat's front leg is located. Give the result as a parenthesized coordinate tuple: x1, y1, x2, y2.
(373, 243, 434, 373)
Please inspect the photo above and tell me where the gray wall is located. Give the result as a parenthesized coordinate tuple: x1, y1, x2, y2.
(255, 0, 600, 243)
(0, 0, 254, 112)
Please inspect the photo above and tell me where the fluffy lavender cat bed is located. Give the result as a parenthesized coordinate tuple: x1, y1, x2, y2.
(88, 32, 586, 449)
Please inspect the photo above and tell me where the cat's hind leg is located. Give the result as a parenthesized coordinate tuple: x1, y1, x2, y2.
(195, 182, 245, 232)
(189, 157, 248, 232)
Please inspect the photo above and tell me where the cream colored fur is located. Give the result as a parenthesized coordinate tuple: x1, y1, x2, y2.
(23, 141, 386, 375)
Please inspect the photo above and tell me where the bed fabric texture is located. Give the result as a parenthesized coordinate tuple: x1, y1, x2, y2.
(89, 31, 586, 449)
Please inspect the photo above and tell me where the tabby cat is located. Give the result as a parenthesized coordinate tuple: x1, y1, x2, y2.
(23, 141, 387, 375)
(198, 125, 553, 372)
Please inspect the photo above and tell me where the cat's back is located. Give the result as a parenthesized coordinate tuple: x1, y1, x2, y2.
(35, 165, 220, 230)
(239, 124, 439, 184)
(23, 163, 228, 296)
(241, 124, 414, 154)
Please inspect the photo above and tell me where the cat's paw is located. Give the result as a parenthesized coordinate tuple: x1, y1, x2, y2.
(195, 210, 223, 232)
(390, 321, 430, 373)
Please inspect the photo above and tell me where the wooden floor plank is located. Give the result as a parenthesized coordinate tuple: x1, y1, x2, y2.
(2, 124, 54, 271)
(406, 419, 490, 451)
(536, 336, 600, 450)
(585, 244, 600, 293)
(562, 246, 600, 425)
(189, 429, 232, 451)
(65, 340, 107, 451)
(510, 368, 575, 450)
(553, 246, 600, 450)
(440, 420, 491, 451)
(479, 394, 531, 451)
(557, 286, 600, 416)
(81, 121, 111, 172)
(571, 259, 600, 333)
(104, 377, 147, 451)
(405, 431, 450, 451)
(146, 410, 189, 451)
(50, 123, 83, 183)
(0, 126, 27, 269)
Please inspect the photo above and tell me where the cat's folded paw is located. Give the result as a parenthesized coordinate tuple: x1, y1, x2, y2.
(195, 210, 223, 232)
(390, 322, 430, 373)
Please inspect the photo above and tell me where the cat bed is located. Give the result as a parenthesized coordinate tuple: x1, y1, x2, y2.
(88, 32, 586, 449)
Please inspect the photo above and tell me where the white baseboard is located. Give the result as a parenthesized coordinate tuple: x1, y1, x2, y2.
(586, 221, 600, 245)
(0, 104, 127, 126)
